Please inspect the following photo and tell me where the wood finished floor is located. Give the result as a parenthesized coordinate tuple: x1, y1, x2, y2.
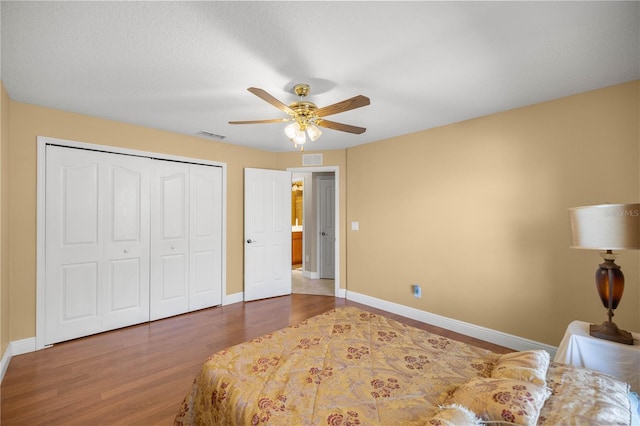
(1, 294, 511, 425)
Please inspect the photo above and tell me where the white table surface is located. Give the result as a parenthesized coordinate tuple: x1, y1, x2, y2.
(554, 320, 640, 393)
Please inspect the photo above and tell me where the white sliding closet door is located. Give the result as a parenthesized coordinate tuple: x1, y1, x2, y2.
(150, 161, 223, 320)
(102, 152, 151, 329)
(150, 161, 190, 320)
(189, 164, 223, 310)
(45, 146, 150, 345)
(43, 141, 224, 345)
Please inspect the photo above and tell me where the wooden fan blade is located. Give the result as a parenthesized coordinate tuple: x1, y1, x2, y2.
(229, 118, 290, 125)
(317, 119, 366, 134)
(315, 95, 370, 117)
(247, 87, 295, 115)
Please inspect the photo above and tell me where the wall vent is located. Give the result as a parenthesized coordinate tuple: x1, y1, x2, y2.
(196, 130, 226, 140)
(302, 154, 323, 166)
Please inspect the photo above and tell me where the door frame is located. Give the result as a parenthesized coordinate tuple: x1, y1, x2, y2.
(36, 136, 228, 350)
(287, 166, 342, 298)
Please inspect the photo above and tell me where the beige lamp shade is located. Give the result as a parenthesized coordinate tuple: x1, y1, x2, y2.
(569, 203, 640, 250)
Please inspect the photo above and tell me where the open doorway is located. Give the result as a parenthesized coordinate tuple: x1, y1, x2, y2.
(291, 177, 304, 271)
(289, 168, 338, 297)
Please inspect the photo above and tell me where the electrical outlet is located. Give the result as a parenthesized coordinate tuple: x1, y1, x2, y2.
(412, 284, 421, 298)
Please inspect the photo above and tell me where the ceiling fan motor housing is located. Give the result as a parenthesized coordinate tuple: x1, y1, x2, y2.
(293, 83, 310, 97)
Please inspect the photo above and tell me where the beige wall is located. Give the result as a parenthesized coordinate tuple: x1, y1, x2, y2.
(8, 101, 278, 340)
(346, 81, 640, 346)
(3, 81, 639, 349)
(1, 81, 10, 355)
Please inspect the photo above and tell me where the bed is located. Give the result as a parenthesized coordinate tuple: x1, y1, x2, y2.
(175, 307, 635, 425)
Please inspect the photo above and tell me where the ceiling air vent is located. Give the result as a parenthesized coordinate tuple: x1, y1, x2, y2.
(302, 154, 323, 166)
(196, 130, 226, 140)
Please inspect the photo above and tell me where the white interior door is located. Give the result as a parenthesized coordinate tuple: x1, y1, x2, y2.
(45, 146, 150, 344)
(189, 164, 223, 310)
(318, 177, 335, 279)
(244, 168, 292, 301)
(150, 160, 190, 320)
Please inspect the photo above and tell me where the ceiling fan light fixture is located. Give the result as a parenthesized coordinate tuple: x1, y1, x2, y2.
(306, 123, 322, 141)
(293, 128, 306, 144)
(284, 122, 299, 139)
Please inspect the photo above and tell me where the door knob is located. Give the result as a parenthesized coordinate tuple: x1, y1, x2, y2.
(246, 239, 255, 244)
(321, 232, 326, 236)
(123, 249, 129, 253)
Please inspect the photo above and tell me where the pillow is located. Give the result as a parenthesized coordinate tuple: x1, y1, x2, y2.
(426, 404, 482, 426)
(491, 350, 550, 386)
(447, 377, 551, 426)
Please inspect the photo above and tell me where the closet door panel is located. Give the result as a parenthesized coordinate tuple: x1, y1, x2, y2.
(63, 166, 100, 249)
(110, 258, 142, 309)
(53, 154, 101, 262)
(61, 262, 99, 320)
(189, 164, 223, 310)
(192, 252, 215, 293)
(45, 147, 103, 344)
(150, 161, 190, 320)
(102, 154, 151, 329)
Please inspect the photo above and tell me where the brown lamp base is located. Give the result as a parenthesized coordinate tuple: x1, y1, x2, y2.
(590, 321, 634, 345)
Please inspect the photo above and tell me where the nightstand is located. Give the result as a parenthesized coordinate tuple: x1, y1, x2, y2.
(554, 320, 639, 392)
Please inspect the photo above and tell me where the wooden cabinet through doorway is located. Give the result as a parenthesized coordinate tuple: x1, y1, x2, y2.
(292, 231, 302, 265)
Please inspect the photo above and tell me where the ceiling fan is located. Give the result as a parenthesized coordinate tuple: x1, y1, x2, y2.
(229, 84, 370, 150)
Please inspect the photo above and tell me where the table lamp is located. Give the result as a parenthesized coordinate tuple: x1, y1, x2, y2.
(568, 203, 640, 345)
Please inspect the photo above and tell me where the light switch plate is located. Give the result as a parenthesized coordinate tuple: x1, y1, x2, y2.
(351, 221, 359, 231)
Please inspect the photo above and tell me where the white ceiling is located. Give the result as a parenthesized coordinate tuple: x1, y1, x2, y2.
(2, 1, 639, 152)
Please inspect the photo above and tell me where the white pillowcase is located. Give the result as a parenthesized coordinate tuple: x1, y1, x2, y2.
(491, 350, 550, 386)
(447, 377, 551, 426)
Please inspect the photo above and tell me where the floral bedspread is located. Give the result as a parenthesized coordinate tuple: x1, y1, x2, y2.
(175, 307, 631, 425)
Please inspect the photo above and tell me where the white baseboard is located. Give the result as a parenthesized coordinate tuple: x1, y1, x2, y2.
(11, 337, 36, 356)
(302, 270, 320, 279)
(223, 292, 244, 305)
(1, 337, 37, 383)
(0, 346, 9, 382)
(346, 291, 557, 359)
(224, 290, 346, 301)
